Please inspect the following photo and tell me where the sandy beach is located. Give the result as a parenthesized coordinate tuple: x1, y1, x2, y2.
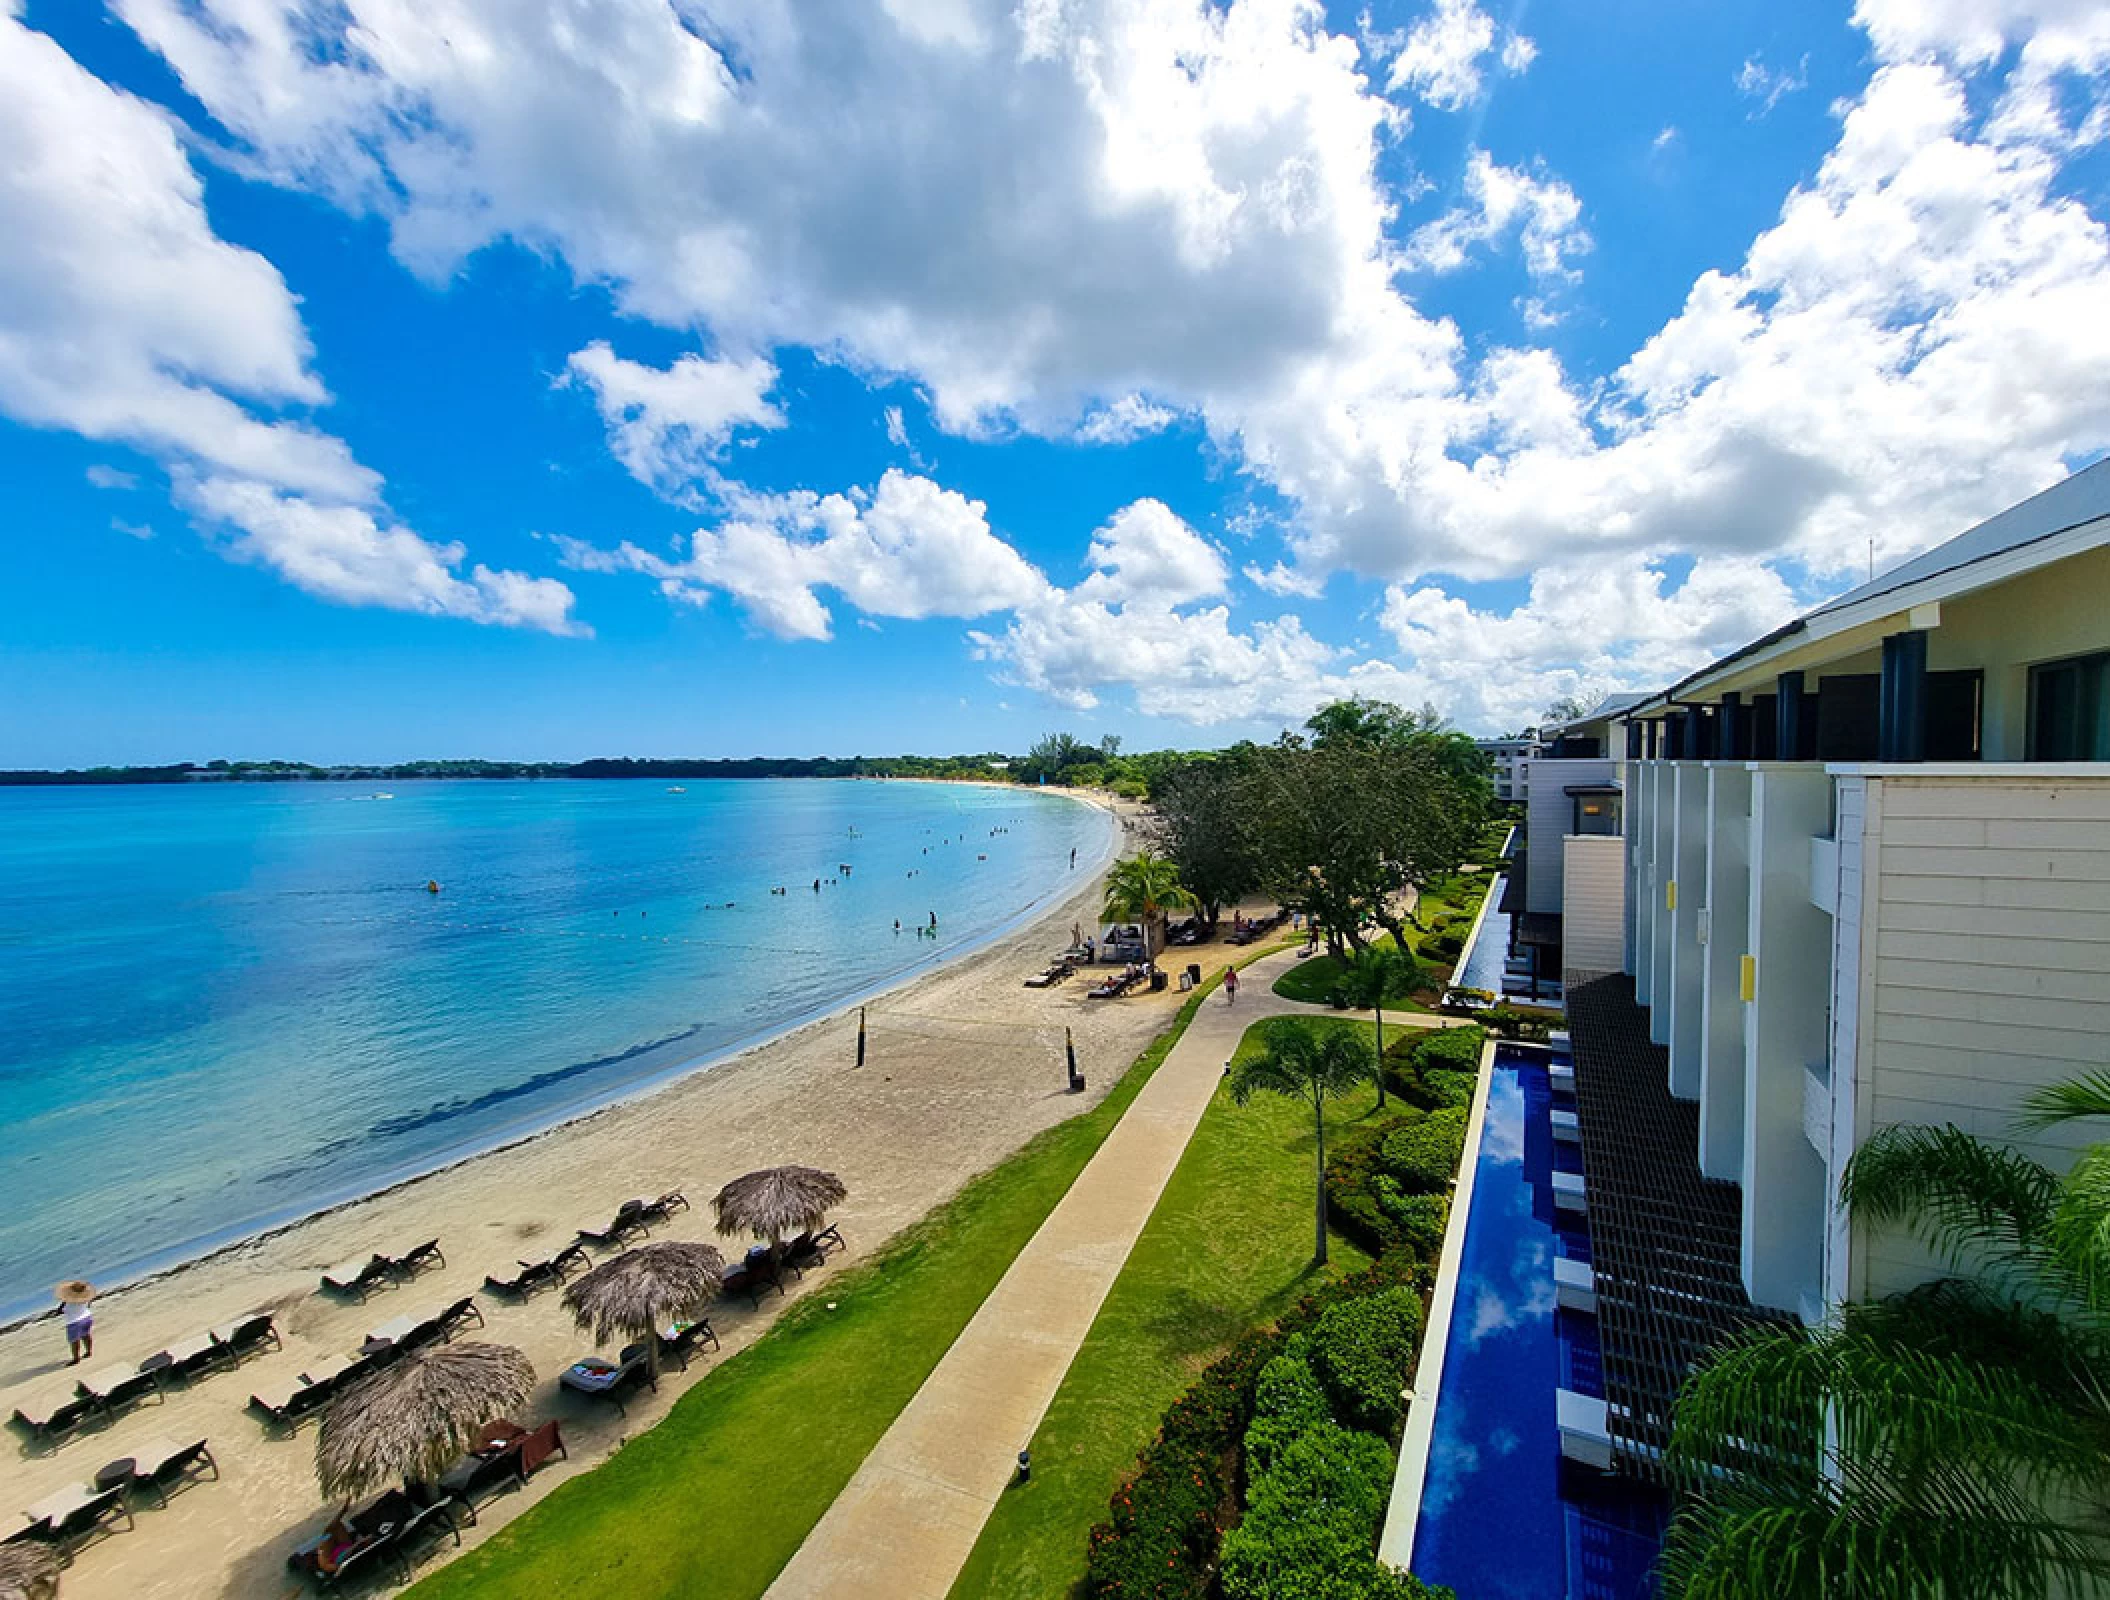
(0, 798, 1241, 1600)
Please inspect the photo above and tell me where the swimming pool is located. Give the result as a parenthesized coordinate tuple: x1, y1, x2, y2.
(1406, 1045, 1665, 1599)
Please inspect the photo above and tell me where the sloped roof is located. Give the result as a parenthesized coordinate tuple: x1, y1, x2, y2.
(1641, 456, 2110, 710)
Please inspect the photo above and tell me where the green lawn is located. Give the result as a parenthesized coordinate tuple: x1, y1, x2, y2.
(946, 1015, 1383, 1600)
(410, 983, 1223, 1600)
(1269, 950, 1432, 1008)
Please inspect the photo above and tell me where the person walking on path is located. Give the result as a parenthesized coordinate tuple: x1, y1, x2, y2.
(56, 1280, 95, 1365)
(1223, 965, 1239, 1004)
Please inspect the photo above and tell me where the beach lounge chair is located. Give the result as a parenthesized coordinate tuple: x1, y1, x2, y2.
(438, 1444, 523, 1522)
(387, 1239, 445, 1279)
(482, 1261, 547, 1299)
(656, 1318, 721, 1370)
(518, 1419, 566, 1476)
(250, 1373, 338, 1434)
(214, 1312, 282, 1364)
(434, 1296, 485, 1340)
(558, 1347, 655, 1416)
(573, 1215, 636, 1252)
(11, 1391, 105, 1453)
(290, 1487, 420, 1590)
(549, 1241, 593, 1278)
(74, 1363, 164, 1420)
(129, 1436, 218, 1506)
(394, 1500, 461, 1578)
(654, 1189, 690, 1216)
(321, 1254, 394, 1301)
(19, 1482, 133, 1563)
(720, 1250, 785, 1310)
(152, 1327, 233, 1384)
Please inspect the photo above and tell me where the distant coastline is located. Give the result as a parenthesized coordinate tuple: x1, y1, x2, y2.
(0, 755, 1023, 786)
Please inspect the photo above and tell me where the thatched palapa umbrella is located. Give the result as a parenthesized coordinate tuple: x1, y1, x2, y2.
(315, 1342, 535, 1501)
(0, 1543, 60, 1600)
(563, 1240, 724, 1378)
(711, 1165, 848, 1247)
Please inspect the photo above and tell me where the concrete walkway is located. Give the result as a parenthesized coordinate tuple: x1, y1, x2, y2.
(766, 947, 1400, 1600)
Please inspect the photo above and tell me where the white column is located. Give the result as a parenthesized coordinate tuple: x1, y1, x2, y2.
(1630, 761, 1656, 998)
(1647, 760, 1676, 1045)
(1699, 765, 1752, 1182)
(1666, 764, 1710, 1098)
(1742, 766, 1832, 1315)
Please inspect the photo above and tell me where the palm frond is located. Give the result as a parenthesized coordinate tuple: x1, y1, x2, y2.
(1840, 1123, 2060, 1277)
(2016, 1070, 2110, 1132)
(2042, 1147, 2110, 1321)
(1662, 1477, 2110, 1600)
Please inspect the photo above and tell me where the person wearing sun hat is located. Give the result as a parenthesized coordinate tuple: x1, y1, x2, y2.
(55, 1279, 95, 1365)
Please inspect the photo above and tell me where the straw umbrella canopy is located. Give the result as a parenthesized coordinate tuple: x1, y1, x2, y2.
(0, 1544, 60, 1600)
(711, 1165, 848, 1247)
(562, 1240, 725, 1378)
(315, 1342, 535, 1501)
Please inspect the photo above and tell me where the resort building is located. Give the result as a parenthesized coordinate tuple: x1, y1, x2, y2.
(1497, 696, 1644, 999)
(1473, 736, 1540, 805)
(1551, 459, 2110, 1471)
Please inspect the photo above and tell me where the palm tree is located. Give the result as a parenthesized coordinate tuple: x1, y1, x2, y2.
(1229, 1023, 1374, 1268)
(1660, 1071, 2110, 1599)
(1332, 946, 1423, 1110)
(1101, 851, 1198, 959)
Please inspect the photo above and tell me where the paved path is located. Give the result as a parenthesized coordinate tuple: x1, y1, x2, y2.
(765, 947, 1415, 1600)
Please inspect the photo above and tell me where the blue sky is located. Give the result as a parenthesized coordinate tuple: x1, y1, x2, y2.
(3, 0, 2107, 765)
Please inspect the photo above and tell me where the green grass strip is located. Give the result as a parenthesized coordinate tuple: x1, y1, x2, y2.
(947, 1014, 1384, 1600)
(410, 981, 1223, 1600)
(1269, 951, 1431, 1009)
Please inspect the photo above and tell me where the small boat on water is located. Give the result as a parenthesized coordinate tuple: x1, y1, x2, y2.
(425, 880, 442, 894)
(371, 792, 394, 800)
(666, 786, 688, 793)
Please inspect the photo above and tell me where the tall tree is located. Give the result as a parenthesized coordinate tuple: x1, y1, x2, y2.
(1229, 1023, 1375, 1267)
(1147, 748, 1262, 924)
(1661, 1073, 2110, 1599)
(1332, 946, 1423, 1110)
(1101, 851, 1199, 957)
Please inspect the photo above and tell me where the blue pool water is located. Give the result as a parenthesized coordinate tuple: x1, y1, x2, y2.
(1453, 871, 1511, 997)
(0, 779, 1111, 1321)
(1411, 1045, 1665, 1599)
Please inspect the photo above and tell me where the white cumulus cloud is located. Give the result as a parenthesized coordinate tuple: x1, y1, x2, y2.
(564, 342, 782, 497)
(1387, 0, 1535, 110)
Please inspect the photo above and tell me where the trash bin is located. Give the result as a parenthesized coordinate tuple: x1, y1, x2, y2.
(1150, 970, 1169, 992)
(1186, 963, 1203, 987)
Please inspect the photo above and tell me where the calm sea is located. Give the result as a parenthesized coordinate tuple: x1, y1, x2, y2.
(0, 779, 1111, 1321)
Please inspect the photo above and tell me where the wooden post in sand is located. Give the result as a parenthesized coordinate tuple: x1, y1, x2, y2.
(856, 1007, 867, 1069)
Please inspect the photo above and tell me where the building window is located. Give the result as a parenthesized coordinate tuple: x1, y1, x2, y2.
(2028, 652, 2110, 761)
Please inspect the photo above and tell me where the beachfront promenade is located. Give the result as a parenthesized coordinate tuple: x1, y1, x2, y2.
(765, 948, 1449, 1600)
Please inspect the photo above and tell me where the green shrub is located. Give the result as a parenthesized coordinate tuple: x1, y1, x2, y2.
(1218, 1423, 1397, 1600)
(1373, 1184, 1449, 1258)
(1244, 1343, 1328, 1473)
(1381, 1108, 1468, 1193)
(1422, 1069, 1474, 1109)
(1307, 1287, 1424, 1433)
(1413, 1027, 1485, 1073)
(1324, 1114, 1419, 1253)
(1084, 1257, 1424, 1598)
(1422, 931, 1464, 964)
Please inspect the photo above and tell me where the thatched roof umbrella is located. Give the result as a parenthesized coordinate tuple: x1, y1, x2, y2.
(316, 1342, 534, 1502)
(711, 1165, 848, 1247)
(0, 1544, 59, 1600)
(563, 1239, 724, 1379)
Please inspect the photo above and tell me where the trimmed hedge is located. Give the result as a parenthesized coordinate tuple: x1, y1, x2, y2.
(1422, 1069, 1474, 1110)
(1381, 1108, 1468, 1194)
(1308, 1287, 1425, 1433)
(1082, 1256, 1425, 1599)
(1218, 1423, 1397, 1599)
(1412, 1028, 1485, 1073)
(1246, 1342, 1329, 1474)
(1373, 1184, 1448, 1257)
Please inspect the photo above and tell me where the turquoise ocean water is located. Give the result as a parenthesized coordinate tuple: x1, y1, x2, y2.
(0, 780, 1112, 1322)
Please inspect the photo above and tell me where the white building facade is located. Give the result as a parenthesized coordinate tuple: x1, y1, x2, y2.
(1613, 463, 2110, 1320)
